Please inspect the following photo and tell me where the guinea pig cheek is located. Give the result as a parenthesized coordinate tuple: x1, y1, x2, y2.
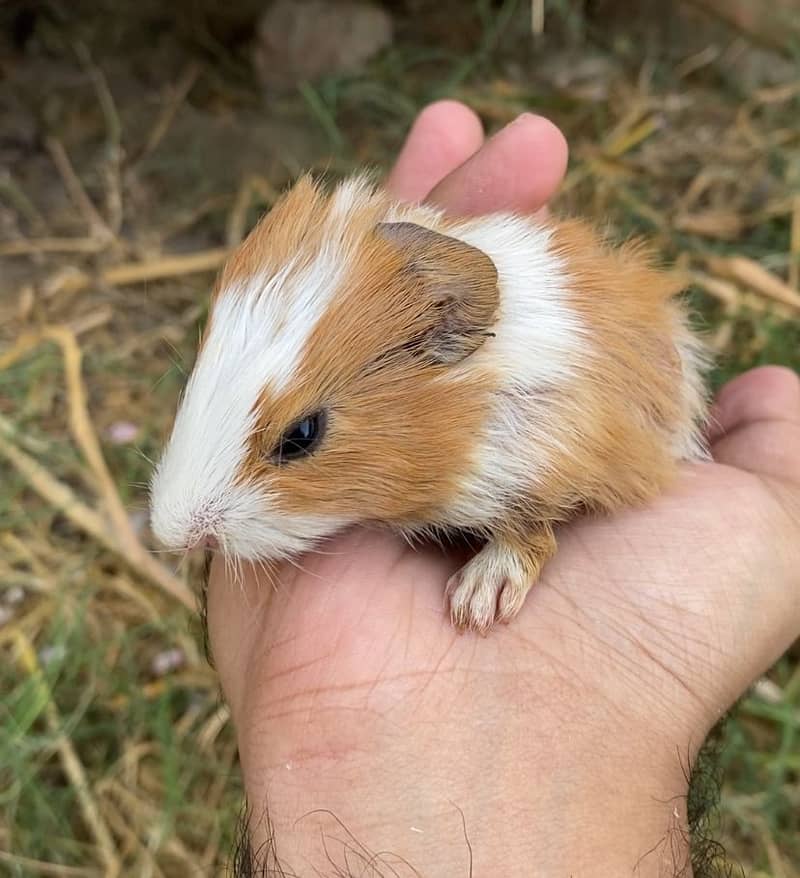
(228, 458, 346, 561)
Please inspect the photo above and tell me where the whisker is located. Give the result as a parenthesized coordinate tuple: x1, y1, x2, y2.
(254, 556, 279, 592)
(302, 544, 347, 558)
(236, 553, 245, 586)
(282, 554, 328, 583)
(220, 536, 233, 582)
(248, 424, 275, 438)
(164, 340, 188, 377)
(220, 538, 245, 593)
(133, 446, 156, 466)
(175, 555, 189, 574)
(150, 367, 177, 394)
(398, 529, 417, 550)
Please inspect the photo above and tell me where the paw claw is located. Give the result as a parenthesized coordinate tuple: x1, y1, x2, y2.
(446, 540, 545, 632)
(497, 581, 527, 622)
(447, 569, 497, 633)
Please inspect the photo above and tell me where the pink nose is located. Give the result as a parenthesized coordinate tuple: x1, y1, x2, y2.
(189, 534, 218, 551)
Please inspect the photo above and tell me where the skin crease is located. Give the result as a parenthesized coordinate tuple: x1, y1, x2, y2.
(207, 101, 800, 876)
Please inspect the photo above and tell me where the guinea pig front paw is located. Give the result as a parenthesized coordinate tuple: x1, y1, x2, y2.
(446, 529, 556, 633)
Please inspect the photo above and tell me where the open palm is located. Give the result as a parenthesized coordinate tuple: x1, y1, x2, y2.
(208, 103, 800, 876)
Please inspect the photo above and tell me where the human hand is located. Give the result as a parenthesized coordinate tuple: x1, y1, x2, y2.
(207, 100, 800, 877)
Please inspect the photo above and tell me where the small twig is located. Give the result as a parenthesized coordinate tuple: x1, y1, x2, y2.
(67, 305, 114, 338)
(790, 195, 800, 291)
(673, 210, 745, 241)
(689, 271, 740, 310)
(226, 177, 256, 248)
(56, 326, 128, 531)
(92, 797, 163, 878)
(0, 602, 54, 649)
(102, 573, 163, 622)
(604, 113, 661, 159)
(0, 849, 100, 877)
(13, 629, 121, 877)
(0, 236, 108, 256)
(163, 836, 206, 875)
(674, 44, 721, 80)
(200, 741, 237, 869)
(0, 170, 49, 235)
(103, 781, 169, 845)
(44, 136, 114, 245)
(710, 321, 733, 353)
(40, 247, 230, 297)
(600, 98, 654, 157)
(2, 532, 54, 582)
(690, 270, 797, 321)
(226, 175, 280, 247)
(752, 814, 797, 878)
(677, 167, 721, 213)
(76, 42, 124, 235)
(531, 0, 545, 35)
(705, 254, 800, 311)
(128, 62, 201, 168)
(197, 704, 231, 752)
(2, 328, 139, 554)
(0, 415, 194, 610)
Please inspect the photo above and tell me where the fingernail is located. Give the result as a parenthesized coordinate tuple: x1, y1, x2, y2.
(507, 112, 542, 128)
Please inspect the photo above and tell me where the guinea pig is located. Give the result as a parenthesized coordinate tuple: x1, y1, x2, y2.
(149, 173, 708, 632)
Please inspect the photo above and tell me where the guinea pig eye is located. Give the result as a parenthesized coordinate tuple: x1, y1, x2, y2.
(271, 410, 326, 463)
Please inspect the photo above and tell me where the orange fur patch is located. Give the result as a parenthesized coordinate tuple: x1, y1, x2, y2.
(200, 176, 346, 352)
(236, 191, 500, 524)
(520, 219, 689, 524)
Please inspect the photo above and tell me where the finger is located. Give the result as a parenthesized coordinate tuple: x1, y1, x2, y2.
(710, 366, 800, 481)
(709, 366, 800, 440)
(712, 420, 800, 483)
(427, 113, 568, 216)
(385, 100, 484, 202)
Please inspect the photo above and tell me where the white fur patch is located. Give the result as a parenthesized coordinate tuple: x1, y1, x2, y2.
(150, 210, 355, 554)
(150, 474, 344, 560)
(669, 309, 710, 460)
(386, 203, 589, 526)
(451, 216, 590, 521)
(329, 173, 377, 219)
(447, 536, 541, 631)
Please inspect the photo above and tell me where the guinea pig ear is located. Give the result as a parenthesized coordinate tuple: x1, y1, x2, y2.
(376, 221, 499, 364)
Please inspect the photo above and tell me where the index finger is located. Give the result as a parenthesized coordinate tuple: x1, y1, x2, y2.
(427, 112, 569, 217)
(385, 100, 484, 202)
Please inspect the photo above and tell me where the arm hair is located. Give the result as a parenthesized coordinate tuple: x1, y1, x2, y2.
(228, 726, 742, 878)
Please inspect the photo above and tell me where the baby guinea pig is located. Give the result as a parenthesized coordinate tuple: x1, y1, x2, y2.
(149, 174, 708, 632)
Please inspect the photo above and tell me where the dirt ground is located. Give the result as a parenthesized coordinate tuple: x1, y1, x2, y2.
(1, 1, 798, 874)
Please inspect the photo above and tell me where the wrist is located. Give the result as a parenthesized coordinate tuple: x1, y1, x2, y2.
(238, 738, 693, 877)
(233, 663, 696, 877)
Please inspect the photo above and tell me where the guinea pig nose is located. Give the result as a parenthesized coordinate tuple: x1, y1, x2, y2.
(188, 533, 218, 551)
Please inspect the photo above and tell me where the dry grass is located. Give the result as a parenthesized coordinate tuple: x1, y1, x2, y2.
(0, 1, 798, 875)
